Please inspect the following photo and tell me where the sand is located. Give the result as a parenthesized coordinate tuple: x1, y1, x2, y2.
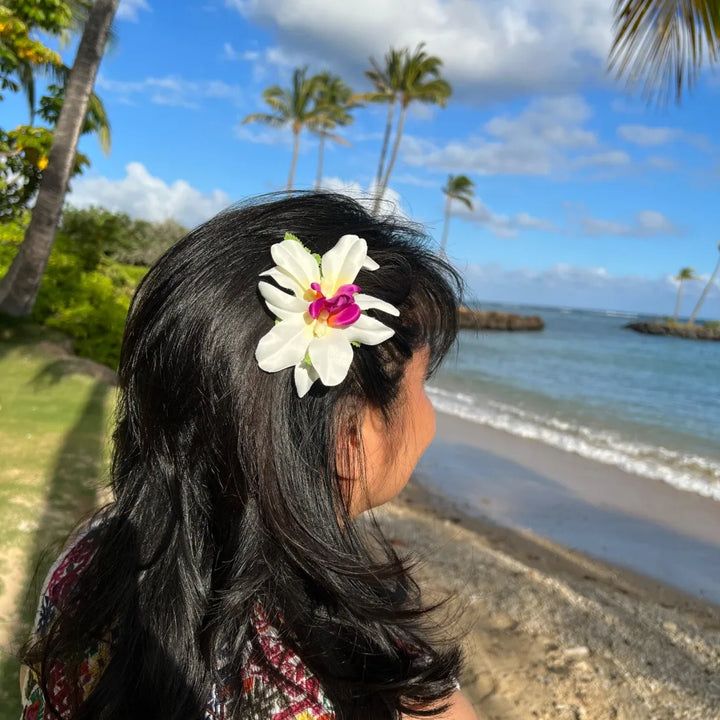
(372, 412, 720, 720)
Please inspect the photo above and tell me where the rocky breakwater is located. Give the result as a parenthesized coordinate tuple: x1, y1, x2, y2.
(626, 321, 720, 341)
(458, 307, 544, 331)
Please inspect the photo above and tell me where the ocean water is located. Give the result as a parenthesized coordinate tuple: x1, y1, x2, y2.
(429, 304, 720, 501)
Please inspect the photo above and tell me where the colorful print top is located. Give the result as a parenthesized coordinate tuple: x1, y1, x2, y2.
(20, 528, 336, 720)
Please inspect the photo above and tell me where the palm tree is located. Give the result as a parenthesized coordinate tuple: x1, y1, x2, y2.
(373, 44, 452, 213)
(365, 47, 405, 190)
(672, 267, 697, 322)
(0, 0, 120, 317)
(688, 243, 720, 324)
(609, 0, 720, 105)
(311, 73, 357, 189)
(440, 175, 475, 256)
(243, 67, 322, 190)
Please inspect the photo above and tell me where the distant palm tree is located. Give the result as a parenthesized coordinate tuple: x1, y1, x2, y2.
(372, 44, 452, 213)
(365, 47, 405, 190)
(609, 0, 720, 105)
(672, 267, 697, 322)
(440, 175, 475, 256)
(243, 67, 322, 190)
(311, 73, 357, 189)
(688, 243, 720, 324)
(0, 0, 120, 317)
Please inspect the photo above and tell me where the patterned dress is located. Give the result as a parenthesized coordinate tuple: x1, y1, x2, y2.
(20, 529, 335, 720)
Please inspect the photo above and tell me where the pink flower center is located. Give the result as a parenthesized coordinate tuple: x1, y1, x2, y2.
(308, 282, 361, 328)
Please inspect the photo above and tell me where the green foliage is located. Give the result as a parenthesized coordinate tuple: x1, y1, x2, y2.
(59, 205, 187, 267)
(114, 217, 187, 266)
(0, 1, 110, 219)
(0, 125, 89, 221)
(704, 320, 720, 330)
(31, 250, 130, 367)
(0, 212, 151, 369)
(59, 206, 139, 270)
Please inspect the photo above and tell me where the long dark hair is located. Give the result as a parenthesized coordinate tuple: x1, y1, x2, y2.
(23, 193, 464, 720)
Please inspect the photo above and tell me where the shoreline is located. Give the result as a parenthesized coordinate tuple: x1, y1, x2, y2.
(376, 477, 720, 718)
(376, 411, 720, 717)
(417, 410, 720, 605)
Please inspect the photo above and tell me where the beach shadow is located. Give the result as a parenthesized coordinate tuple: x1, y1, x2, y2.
(415, 438, 720, 713)
(0, 377, 111, 712)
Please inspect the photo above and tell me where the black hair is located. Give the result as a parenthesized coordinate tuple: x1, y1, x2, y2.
(23, 192, 464, 720)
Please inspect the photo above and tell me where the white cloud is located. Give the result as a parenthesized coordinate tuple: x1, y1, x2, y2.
(579, 209, 681, 238)
(96, 75, 243, 108)
(618, 125, 682, 146)
(454, 199, 557, 238)
(610, 97, 645, 114)
(573, 150, 631, 168)
(463, 262, 720, 315)
(402, 96, 605, 176)
(223, 42, 242, 60)
(117, 0, 150, 22)
(319, 177, 405, 217)
(226, 0, 614, 102)
(234, 124, 293, 146)
(391, 173, 439, 188)
(647, 155, 675, 171)
(617, 124, 711, 151)
(68, 162, 231, 227)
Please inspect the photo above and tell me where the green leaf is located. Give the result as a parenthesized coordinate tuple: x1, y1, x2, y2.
(312, 252, 322, 265)
(284, 232, 302, 243)
(350, 341, 361, 347)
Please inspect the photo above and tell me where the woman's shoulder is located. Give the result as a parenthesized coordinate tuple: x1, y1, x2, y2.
(219, 605, 335, 720)
(32, 519, 102, 638)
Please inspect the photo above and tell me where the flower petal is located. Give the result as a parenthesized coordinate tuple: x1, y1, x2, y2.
(341, 314, 395, 346)
(320, 235, 368, 296)
(255, 316, 313, 372)
(294, 362, 319, 397)
(355, 293, 400, 317)
(258, 281, 308, 321)
(259, 267, 306, 298)
(362, 255, 379, 271)
(308, 332, 354, 387)
(270, 239, 321, 293)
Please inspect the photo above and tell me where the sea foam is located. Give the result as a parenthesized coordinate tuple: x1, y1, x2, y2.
(427, 385, 720, 502)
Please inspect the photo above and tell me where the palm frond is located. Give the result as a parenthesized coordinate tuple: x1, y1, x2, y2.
(86, 91, 111, 154)
(609, 0, 720, 105)
(458, 196, 474, 211)
(242, 112, 286, 127)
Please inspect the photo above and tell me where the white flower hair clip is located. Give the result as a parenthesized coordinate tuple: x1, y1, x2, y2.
(255, 232, 400, 397)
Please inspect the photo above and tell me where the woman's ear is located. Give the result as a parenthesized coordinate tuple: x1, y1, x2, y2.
(336, 409, 364, 482)
(337, 404, 388, 517)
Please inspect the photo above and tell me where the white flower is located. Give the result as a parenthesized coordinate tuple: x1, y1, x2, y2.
(255, 233, 400, 397)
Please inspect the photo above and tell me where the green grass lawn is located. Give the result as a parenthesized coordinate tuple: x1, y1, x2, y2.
(0, 319, 116, 717)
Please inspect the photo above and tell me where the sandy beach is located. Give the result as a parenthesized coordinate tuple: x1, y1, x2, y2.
(374, 411, 720, 720)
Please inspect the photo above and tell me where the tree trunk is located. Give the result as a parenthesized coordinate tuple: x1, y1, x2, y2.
(688, 255, 720, 325)
(375, 100, 395, 188)
(374, 101, 407, 215)
(288, 125, 300, 191)
(672, 280, 684, 322)
(315, 132, 326, 189)
(440, 194, 452, 256)
(0, 0, 119, 317)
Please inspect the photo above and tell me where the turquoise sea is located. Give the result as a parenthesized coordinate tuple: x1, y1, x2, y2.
(429, 303, 720, 502)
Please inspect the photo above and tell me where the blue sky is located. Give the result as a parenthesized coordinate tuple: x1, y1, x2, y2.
(8, 0, 720, 316)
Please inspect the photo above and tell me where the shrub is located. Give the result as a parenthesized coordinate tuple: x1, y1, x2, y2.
(0, 215, 148, 369)
(59, 205, 187, 268)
